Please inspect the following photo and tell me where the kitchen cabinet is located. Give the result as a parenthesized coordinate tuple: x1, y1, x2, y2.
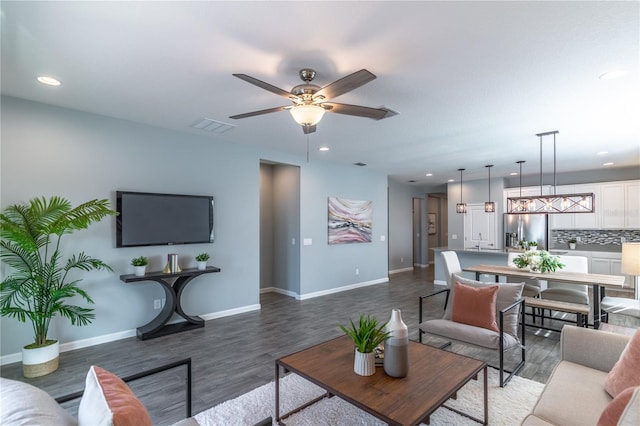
(625, 182, 640, 228)
(573, 183, 599, 228)
(464, 203, 497, 249)
(590, 252, 632, 287)
(600, 183, 626, 228)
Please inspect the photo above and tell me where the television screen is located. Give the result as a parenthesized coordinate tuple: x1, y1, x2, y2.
(116, 191, 214, 247)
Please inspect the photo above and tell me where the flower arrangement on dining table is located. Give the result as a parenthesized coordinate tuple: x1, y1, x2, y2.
(512, 250, 565, 273)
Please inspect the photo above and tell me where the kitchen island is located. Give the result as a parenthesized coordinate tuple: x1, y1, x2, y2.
(432, 247, 510, 285)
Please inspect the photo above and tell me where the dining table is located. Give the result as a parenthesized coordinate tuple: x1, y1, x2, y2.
(463, 264, 626, 328)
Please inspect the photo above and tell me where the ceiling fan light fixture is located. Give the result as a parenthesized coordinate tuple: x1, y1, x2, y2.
(289, 104, 325, 126)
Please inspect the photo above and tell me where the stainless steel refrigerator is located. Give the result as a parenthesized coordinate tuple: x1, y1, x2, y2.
(504, 214, 549, 250)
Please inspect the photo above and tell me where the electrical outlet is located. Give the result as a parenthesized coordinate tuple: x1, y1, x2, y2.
(576, 236, 582, 242)
(621, 237, 626, 243)
(400, 257, 404, 263)
(355, 268, 359, 275)
(154, 299, 161, 310)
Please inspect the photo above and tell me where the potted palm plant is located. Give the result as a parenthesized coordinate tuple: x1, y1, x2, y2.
(0, 196, 117, 377)
(339, 314, 390, 376)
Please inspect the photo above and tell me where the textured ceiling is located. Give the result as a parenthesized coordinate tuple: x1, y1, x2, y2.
(2, 1, 638, 184)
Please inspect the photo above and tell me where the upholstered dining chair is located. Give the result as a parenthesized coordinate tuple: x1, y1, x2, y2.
(418, 274, 526, 387)
(539, 255, 589, 325)
(601, 297, 640, 322)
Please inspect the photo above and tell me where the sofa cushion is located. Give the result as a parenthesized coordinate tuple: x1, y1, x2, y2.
(451, 281, 499, 332)
(0, 377, 77, 426)
(597, 386, 640, 426)
(446, 274, 523, 339)
(531, 360, 611, 426)
(604, 329, 640, 397)
(78, 365, 152, 426)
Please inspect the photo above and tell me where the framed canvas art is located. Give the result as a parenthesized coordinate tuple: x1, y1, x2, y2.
(328, 197, 372, 244)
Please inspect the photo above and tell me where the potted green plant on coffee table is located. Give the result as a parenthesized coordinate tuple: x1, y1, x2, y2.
(339, 314, 390, 376)
(0, 196, 117, 377)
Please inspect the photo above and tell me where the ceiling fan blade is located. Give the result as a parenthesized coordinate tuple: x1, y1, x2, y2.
(232, 74, 293, 98)
(302, 124, 317, 134)
(314, 69, 376, 100)
(229, 106, 289, 120)
(323, 102, 390, 120)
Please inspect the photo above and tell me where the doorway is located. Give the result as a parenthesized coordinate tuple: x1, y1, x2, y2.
(259, 161, 301, 297)
(427, 193, 447, 266)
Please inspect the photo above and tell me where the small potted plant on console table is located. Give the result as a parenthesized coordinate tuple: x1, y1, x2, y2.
(195, 253, 210, 270)
(339, 314, 390, 376)
(131, 256, 148, 276)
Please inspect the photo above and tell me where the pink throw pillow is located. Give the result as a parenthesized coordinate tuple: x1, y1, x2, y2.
(597, 386, 639, 426)
(604, 329, 640, 397)
(451, 281, 499, 332)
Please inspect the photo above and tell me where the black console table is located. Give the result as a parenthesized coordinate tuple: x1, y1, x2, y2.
(120, 266, 221, 340)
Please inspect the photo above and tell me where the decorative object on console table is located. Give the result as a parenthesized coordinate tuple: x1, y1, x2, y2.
(513, 250, 565, 273)
(131, 256, 148, 276)
(120, 265, 221, 339)
(0, 196, 117, 377)
(163, 253, 181, 273)
(195, 252, 210, 270)
(339, 314, 390, 376)
(568, 239, 577, 250)
(384, 309, 408, 378)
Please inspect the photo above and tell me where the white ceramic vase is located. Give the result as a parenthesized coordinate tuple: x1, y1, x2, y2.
(22, 340, 59, 378)
(384, 309, 409, 378)
(353, 349, 376, 376)
(197, 261, 207, 270)
(134, 265, 146, 276)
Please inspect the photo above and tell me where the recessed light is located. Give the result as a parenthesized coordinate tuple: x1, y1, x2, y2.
(426, 173, 433, 177)
(319, 146, 329, 152)
(447, 179, 455, 182)
(510, 172, 518, 176)
(597, 151, 609, 156)
(37, 76, 61, 86)
(599, 70, 627, 80)
(603, 162, 614, 166)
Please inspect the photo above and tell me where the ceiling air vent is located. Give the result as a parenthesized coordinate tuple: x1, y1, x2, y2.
(354, 162, 367, 167)
(190, 118, 236, 134)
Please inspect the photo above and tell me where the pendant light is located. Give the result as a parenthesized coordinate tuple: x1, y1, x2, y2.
(506, 131, 594, 214)
(456, 168, 467, 214)
(484, 165, 495, 212)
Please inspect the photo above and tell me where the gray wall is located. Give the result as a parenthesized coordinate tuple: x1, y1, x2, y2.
(259, 164, 274, 289)
(0, 96, 389, 358)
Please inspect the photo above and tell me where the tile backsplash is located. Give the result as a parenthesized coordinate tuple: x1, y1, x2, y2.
(552, 229, 640, 245)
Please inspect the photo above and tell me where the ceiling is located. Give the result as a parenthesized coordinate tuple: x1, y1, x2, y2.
(2, 1, 639, 184)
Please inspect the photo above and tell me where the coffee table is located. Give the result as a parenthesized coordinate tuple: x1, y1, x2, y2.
(275, 335, 488, 425)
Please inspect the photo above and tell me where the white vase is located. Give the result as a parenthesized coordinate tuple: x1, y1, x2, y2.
(528, 246, 537, 251)
(134, 265, 146, 276)
(569, 243, 576, 250)
(22, 340, 59, 378)
(197, 261, 207, 270)
(353, 349, 376, 376)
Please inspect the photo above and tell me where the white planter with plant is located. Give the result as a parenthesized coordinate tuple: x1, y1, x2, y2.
(339, 314, 390, 376)
(131, 256, 148, 276)
(195, 253, 210, 270)
(527, 241, 538, 251)
(568, 239, 577, 250)
(0, 196, 116, 377)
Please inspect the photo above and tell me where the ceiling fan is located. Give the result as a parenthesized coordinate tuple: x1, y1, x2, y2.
(229, 68, 395, 134)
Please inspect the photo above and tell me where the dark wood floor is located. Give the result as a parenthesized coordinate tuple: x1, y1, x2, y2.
(2, 268, 637, 425)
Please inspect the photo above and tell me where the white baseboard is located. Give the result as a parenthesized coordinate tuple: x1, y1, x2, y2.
(260, 286, 298, 298)
(389, 267, 414, 274)
(413, 263, 429, 268)
(1, 303, 262, 366)
(297, 277, 389, 300)
(434, 280, 447, 286)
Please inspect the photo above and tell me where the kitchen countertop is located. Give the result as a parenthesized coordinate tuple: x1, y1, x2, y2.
(433, 245, 624, 254)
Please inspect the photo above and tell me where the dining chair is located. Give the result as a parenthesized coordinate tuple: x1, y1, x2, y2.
(438, 251, 462, 311)
(539, 255, 589, 324)
(507, 252, 542, 298)
(601, 297, 640, 322)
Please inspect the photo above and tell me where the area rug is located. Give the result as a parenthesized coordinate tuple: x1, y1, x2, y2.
(195, 368, 544, 425)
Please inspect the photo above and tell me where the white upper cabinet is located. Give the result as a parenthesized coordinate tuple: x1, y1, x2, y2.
(542, 180, 638, 230)
(625, 182, 640, 228)
(464, 203, 497, 249)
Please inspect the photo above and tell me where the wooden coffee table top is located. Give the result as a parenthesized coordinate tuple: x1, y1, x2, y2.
(276, 335, 486, 426)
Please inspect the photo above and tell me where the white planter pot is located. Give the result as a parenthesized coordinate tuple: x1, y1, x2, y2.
(569, 243, 576, 250)
(197, 261, 207, 270)
(353, 349, 376, 376)
(528, 246, 537, 251)
(134, 265, 146, 276)
(22, 340, 59, 378)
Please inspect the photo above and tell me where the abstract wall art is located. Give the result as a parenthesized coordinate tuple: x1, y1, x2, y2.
(328, 197, 373, 245)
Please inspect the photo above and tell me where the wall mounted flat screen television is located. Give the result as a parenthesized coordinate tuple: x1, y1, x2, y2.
(116, 191, 214, 247)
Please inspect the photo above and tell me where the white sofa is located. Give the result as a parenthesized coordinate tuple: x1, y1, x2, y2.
(522, 326, 633, 425)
